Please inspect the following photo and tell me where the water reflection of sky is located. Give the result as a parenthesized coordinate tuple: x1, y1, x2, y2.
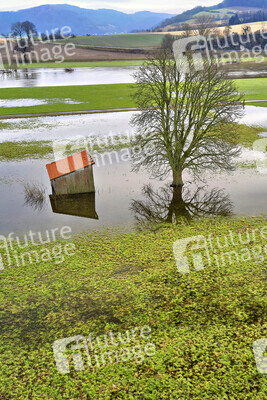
(0, 66, 266, 89)
(0, 67, 137, 88)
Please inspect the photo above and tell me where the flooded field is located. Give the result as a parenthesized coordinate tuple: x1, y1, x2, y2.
(0, 107, 266, 235)
(0, 64, 266, 88)
(0, 157, 267, 236)
(0, 67, 137, 88)
(0, 106, 266, 143)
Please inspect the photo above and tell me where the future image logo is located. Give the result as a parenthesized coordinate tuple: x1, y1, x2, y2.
(172, 35, 210, 73)
(253, 138, 267, 174)
(173, 226, 267, 274)
(173, 235, 211, 274)
(53, 326, 156, 374)
(253, 338, 267, 374)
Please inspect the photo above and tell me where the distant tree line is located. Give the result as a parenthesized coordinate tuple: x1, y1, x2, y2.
(218, 0, 267, 7)
(229, 10, 267, 26)
(41, 30, 75, 41)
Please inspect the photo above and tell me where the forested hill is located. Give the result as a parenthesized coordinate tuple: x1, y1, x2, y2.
(0, 4, 175, 35)
(158, 0, 267, 30)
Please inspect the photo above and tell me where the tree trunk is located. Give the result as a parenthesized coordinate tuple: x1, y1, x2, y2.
(171, 169, 183, 187)
(24, 52, 29, 64)
(166, 186, 191, 222)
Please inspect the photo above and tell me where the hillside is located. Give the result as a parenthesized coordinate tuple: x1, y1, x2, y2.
(216, 0, 267, 7)
(59, 33, 167, 49)
(158, 0, 267, 30)
(0, 4, 175, 36)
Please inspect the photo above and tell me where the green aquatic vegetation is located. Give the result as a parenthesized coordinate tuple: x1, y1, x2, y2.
(0, 140, 52, 160)
(0, 118, 58, 131)
(0, 217, 266, 399)
(233, 124, 266, 148)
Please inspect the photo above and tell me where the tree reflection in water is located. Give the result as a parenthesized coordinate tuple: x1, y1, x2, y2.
(131, 184, 233, 229)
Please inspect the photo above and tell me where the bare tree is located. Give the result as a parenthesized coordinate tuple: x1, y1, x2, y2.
(22, 21, 37, 42)
(131, 47, 244, 187)
(11, 22, 24, 39)
(180, 23, 193, 38)
(193, 15, 216, 38)
(161, 34, 176, 51)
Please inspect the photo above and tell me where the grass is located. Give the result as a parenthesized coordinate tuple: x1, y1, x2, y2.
(8, 60, 146, 69)
(247, 101, 267, 107)
(0, 83, 136, 116)
(0, 217, 266, 399)
(59, 33, 167, 49)
(238, 78, 267, 101)
(0, 78, 267, 115)
(0, 78, 267, 116)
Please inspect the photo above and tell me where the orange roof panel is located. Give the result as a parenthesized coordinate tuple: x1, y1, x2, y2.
(46, 150, 95, 181)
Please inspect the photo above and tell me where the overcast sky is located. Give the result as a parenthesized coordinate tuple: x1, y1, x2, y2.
(0, 0, 218, 14)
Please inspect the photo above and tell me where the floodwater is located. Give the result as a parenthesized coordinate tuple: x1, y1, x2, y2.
(0, 106, 266, 144)
(0, 64, 266, 88)
(0, 156, 266, 236)
(0, 67, 137, 88)
(224, 62, 267, 79)
(0, 107, 266, 236)
(228, 70, 267, 78)
(0, 98, 82, 108)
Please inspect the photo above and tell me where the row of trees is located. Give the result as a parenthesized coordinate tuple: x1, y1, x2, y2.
(10, 21, 73, 41)
(229, 10, 267, 26)
(11, 21, 37, 40)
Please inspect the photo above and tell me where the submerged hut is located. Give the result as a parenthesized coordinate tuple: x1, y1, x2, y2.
(46, 150, 95, 195)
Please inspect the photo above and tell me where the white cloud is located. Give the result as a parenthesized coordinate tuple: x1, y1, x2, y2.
(0, 0, 219, 14)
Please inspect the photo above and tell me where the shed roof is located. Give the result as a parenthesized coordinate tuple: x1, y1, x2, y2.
(46, 150, 95, 181)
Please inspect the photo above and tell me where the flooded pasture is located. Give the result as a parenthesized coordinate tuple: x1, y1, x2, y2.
(0, 67, 137, 88)
(0, 107, 266, 236)
(0, 64, 266, 89)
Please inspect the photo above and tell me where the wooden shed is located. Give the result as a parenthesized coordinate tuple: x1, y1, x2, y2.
(46, 150, 95, 195)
